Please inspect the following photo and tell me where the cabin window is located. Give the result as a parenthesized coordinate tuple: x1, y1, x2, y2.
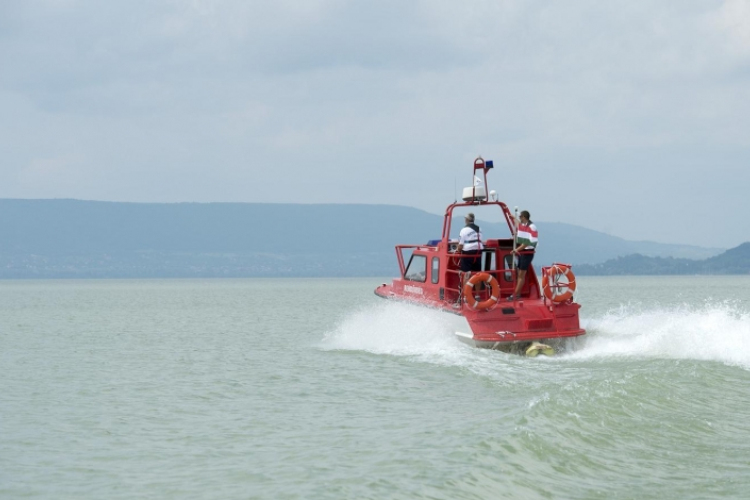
(431, 257, 440, 284)
(484, 251, 496, 273)
(404, 255, 427, 282)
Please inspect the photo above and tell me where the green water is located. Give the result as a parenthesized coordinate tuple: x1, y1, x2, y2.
(1, 277, 749, 499)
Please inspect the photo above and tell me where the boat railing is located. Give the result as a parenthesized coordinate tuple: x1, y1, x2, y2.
(443, 267, 518, 301)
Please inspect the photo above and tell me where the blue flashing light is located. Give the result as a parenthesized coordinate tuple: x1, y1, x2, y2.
(485, 160, 494, 169)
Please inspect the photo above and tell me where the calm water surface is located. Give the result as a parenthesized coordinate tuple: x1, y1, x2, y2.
(1, 276, 750, 499)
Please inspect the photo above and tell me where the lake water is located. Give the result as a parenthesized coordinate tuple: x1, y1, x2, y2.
(1, 276, 749, 499)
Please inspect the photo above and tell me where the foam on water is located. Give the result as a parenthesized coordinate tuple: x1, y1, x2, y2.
(322, 301, 466, 358)
(570, 300, 750, 369)
(323, 298, 750, 372)
(321, 301, 545, 382)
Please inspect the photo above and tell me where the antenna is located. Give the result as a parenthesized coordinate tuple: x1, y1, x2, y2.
(454, 177, 457, 203)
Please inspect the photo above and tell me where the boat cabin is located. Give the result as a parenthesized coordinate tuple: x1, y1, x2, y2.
(398, 235, 541, 305)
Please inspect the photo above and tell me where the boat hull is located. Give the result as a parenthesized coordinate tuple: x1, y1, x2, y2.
(375, 282, 585, 350)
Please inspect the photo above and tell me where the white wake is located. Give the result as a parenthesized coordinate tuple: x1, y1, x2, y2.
(570, 301, 750, 369)
(323, 297, 750, 371)
(322, 301, 466, 358)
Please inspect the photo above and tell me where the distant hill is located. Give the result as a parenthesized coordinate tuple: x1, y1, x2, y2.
(0, 199, 724, 278)
(475, 220, 720, 267)
(576, 242, 750, 275)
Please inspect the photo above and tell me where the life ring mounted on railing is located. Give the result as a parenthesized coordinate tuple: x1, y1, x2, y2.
(542, 264, 577, 303)
(463, 272, 500, 311)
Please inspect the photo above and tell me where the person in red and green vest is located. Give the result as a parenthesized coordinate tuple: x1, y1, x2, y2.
(508, 210, 537, 301)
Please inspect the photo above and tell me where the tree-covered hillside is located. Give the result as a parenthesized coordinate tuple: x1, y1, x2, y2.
(576, 242, 750, 275)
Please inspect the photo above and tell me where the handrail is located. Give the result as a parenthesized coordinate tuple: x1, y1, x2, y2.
(446, 267, 517, 279)
(440, 200, 515, 243)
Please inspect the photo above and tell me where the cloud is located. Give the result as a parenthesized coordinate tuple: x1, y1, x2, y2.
(713, 0, 750, 56)
(0, 0, 748, 246)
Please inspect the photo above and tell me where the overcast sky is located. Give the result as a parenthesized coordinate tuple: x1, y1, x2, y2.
(1, 0, 749, 247)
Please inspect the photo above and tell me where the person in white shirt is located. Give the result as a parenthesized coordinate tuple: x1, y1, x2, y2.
(455, 213, 483, 273)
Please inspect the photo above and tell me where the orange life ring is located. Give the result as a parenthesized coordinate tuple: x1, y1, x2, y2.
(463, 272, 500, 311)
(543, 264, 577, 303)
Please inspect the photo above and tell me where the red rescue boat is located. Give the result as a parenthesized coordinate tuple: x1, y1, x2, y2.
(374, 157, 585, 356)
